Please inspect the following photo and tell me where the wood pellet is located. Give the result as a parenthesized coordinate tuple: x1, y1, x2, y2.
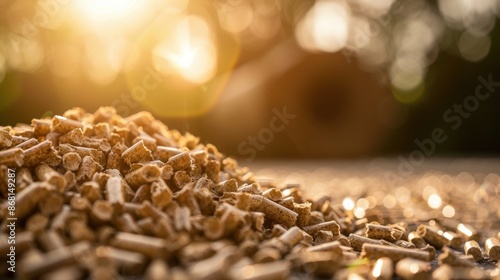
(1, 107, 499, 280)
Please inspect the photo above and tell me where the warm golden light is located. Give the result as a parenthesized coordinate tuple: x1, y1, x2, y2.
(153, 16, 217, 84)
(296, 0, 350, 53)
(75, 0, 143, 22)
(342, 197, 355, 210)
(427, 193, 442, 209)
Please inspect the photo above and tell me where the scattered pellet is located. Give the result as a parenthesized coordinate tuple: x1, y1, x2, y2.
(442, 231, 464, 250)
(464, 240, 483, 261)
(110, 232, 169, 259)
(417, 225, 448, 249)
(485, 237, 500, 261)
(408, 231, 427, 249)
(361, 243, 431, 262)
(62, 152, 82, 171)
(303, 221, 340, 236)
(348, 233, 383, 252)
(365, 223, 404, 242)
(51, 115, 83, 134)
(0, 147, 24, 167)
(122, 140, 153, 165)
(36, 163, 66, 192)
(249, 195, 298, 227)
(2, 107, 498, 279)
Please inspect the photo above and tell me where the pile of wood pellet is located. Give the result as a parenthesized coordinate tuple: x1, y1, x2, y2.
(0, 107, 499, 280)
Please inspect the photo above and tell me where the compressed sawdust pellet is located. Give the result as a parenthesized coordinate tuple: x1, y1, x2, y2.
(1, 107, 498, 280)
(464, 240, 483, 261)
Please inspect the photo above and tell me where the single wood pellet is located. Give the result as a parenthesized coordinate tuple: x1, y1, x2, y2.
(1, 107, 499, 280)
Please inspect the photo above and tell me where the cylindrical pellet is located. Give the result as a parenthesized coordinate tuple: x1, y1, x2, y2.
(110, 232, 169, 259)
(278, 226, 303, 248)
(122, 140, 153, 165)
(51, 115, 83, 134)
(365, 224, 404, 242)
(485, 237, 500, 261)
(0, 148, 24, 167)
(408, 231, 426, 249)
(23, 140, 53, 167)
(442, 231, 464, 250)
(416, 225, 447, 249)
(62, 152, 82, 171)
(348, 233, 383, 252)
(106, 176, 125, 213)
(361, 243, 431, 262)
(370, 257, 393, 280)
(249, 195, 298, 227)
(464, 240, 482, 261)
(125, 164, 161, 189)
(166, 151, 193, 171)
(35, 163, 67, 193)
(395, 258, 430, 280)
(303, 221, 340, 236)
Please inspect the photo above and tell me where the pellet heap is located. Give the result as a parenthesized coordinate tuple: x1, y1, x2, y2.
(0, 107, 499, 280)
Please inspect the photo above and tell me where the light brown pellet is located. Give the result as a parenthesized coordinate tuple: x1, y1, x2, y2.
(0, 130, 12, 148)
(417, 225, 448, 249)
(166, 151, 193, 171)
(249, 195, 298, 227)
(361, 243, 431, 262)
(15, 182, 50, 220)
(76, 155, 103, 181)
(62, 152, 82, 172)
(125, 164, 161, 189)
(0, 147, 24, 167)
(106, 176, 125, 213)
(485, 237, 500, 261)
(314, 230, 336, 245)
(23, 140, 53, 167)
(59, 128, 84, 145)
(348, 233, 383, 252)
(14, 138, 39, 150)
(306, 241, 342, 255)
(122, 140, 153, 165)
(51, 115, 83, 134)
(110, 232, 169, 259)
(442, 231, 464, 250)
(408, 231, 426, 249)
(464, 240, 482, 261)
(35, 163, 66, 193)
(303, 221, 340, 236)
(294, 202, 311, 228)
(365, 223, 404, 242)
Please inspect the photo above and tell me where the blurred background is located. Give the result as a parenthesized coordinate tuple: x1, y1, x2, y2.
(1, 0, 499, 160)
